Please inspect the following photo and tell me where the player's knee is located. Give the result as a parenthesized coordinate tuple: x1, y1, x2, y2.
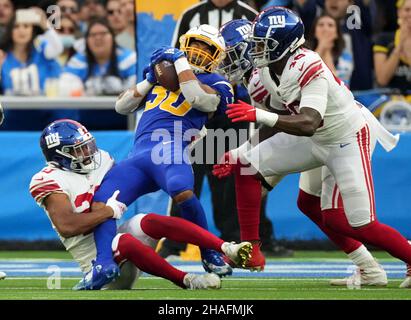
(115, 233, 142, 258)
(173, 190, 194, 203)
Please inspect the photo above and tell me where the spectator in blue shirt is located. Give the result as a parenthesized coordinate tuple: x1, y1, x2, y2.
(60, 18, 137, 129)
(0, 7, 63, 130)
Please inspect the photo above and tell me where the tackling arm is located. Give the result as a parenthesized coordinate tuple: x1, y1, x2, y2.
(44, 190, 126, 238)
(227, 77, 327, 136)
(44, 193, 114, 238)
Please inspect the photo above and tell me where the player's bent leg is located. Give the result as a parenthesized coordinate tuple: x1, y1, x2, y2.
(324, 126, 411, 267)
(139, 213, 252, 268)
(112, 233, 220, 290)
(171, 188, 232, 277)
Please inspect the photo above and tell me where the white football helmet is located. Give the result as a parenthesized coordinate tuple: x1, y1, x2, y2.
(179, 24, 226, 73)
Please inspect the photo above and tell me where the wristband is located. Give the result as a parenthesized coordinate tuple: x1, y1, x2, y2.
(175, 57, 191, 74)
(136, 79, 154, 96)
(255, 108, 279, 127)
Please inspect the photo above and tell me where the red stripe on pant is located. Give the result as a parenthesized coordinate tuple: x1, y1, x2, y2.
(356, 125, 375, 221)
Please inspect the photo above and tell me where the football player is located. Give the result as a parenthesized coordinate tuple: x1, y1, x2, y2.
(213, 7, 411, 288)
(82, 24, 236, 288)
(216, 18, 395, 286)
(29, 119, 252, 290)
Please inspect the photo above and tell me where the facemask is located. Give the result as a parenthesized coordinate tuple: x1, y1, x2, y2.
(60, 34, 76, 49)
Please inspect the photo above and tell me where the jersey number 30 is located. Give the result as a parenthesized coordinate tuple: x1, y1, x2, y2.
(145, 86, 192, 116)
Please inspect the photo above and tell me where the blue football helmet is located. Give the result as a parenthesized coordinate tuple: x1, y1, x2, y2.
(250, 6, 305, 67)
(40, 119, 101, 174)
(217, 19, 253, 84)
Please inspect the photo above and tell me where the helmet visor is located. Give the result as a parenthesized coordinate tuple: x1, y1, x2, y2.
(217, 42, 251, 83)
(61, 137, 101, 173)
(249, 36, 279, 68)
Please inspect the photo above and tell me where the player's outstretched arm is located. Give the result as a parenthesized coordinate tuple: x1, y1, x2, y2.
(44, 191, 125, 238)
(115, 64, 156, 115)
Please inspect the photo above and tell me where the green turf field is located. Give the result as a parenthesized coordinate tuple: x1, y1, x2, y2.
(0, 251, 410, 300)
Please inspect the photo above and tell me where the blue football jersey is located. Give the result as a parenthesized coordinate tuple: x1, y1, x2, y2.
(64, 47, 136, 81)
(134, 72, 234, 144)
(1, 40, 61, 95)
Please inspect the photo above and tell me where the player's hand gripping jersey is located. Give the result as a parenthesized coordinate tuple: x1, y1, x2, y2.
(29, 151, 114, 272)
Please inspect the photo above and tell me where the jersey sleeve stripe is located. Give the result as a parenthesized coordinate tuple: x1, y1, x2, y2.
(30, 183, 62, 198)
(299, 64, 323, 88)
(29, 180, 57, 191)
(253, 89, 269, 104)
(373, 45, 389, 53)
(34, 190, 64, 202)
(297, 60, 322, 83)
(250, 85, 266, 97)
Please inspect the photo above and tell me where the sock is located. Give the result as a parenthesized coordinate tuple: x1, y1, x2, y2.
(115, 233, 187, 288)
(177, 195, 208, 230)
(323, 209, 411, 264)
(297, 190, 362, 254)
(94, 219, 117, 264)
(140, 213, 224, 252)
(235, 165, 261, 241)
(347, 244, 377, 268)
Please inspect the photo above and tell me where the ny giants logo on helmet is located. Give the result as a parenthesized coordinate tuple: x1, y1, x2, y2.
(236, 24, 252, 39)
(45, 133, 60, 149)
(268, 15, 286, 28)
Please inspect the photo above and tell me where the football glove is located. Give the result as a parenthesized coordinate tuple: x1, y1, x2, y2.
(106, 190, 127, 219)
(142, 63, 156, 84)
(151, 46, 185, 65)
(212, 151, 238, 179)
(226, 100, 257, 123)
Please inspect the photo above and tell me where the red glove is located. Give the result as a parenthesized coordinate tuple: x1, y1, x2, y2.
(226, 100, 257, 123)
(212, 151, 238, 179)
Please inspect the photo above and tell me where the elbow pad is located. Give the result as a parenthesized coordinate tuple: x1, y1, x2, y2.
(115, 80, 153, 115)
(180, 80, 220, 112)
(115, 90, 140, 115)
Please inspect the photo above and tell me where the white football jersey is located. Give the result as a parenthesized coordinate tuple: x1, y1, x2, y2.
(29, 150, 114, 272)
(258, 47, 366, 144)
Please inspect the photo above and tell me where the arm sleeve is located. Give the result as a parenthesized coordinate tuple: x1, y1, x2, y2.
(299, 76, 328, 119)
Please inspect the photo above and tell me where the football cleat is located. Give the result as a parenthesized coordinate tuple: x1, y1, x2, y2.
(221, 241, 252, 268)
(399, 263, 411, 288)
(183, 273, 221, 290)
(201, 249, 232, 277)
(72, 260, 120, 290)
(244, 241, 266, 272)
(223, 241, 266, 272)
(0, 271, 6, 280)
(330, 264, 387, 287)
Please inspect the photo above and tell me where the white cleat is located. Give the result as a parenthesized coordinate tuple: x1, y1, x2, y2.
(0, 271, 6, 280)
(399, 264, 411, 288)
(330, 265, 387, 287)
(400, 277, 411, 288)
(183, 273, 221, 290)
(221, 241, 252, 268)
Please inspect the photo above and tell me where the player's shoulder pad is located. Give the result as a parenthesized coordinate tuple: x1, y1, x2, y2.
(199, 72, 234, 95)
(286, 48, 324, 88)
(29, 168, 64, 202)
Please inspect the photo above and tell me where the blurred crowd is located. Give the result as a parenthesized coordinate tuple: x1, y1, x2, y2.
(0, 0, 136, 130)
(0, 0, 410, 130)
